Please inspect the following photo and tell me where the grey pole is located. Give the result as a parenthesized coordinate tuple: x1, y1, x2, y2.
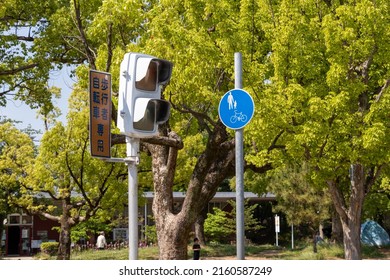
(235, 52, 245, 260)
(275, 214, 279, 247)
(144, 203, 148, 243)
(291, 223, 294, 249)
(126, 136, 139, 260)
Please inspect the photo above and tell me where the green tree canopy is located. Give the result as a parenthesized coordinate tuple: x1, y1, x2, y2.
(0, 122, 35, 252)
(244, 0, 390, 259)
(3, 0, 390, 261)
(16, 86, 128, 259)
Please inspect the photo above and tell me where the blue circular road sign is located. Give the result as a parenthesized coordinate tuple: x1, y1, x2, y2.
(218, 89, 255, 130)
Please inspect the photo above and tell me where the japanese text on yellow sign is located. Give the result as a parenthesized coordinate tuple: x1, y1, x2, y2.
(89, 70, 111, 158)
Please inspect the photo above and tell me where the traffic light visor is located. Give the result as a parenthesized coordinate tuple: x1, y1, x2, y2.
(135, 58, 157, 91)
(135, 57, 173, 91)
(155, 99, 170, 124)
(133, 98, 171, 132)
(156, 59, 173, 85)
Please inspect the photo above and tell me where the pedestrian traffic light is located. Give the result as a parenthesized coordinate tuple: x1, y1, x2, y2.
(117, 53, 172, 138)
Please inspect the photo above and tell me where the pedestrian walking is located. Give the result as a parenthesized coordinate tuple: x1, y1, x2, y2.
(96, 231, 107, 250)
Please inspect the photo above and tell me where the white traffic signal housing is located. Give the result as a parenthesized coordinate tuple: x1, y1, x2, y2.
(117, 53, 172, 138)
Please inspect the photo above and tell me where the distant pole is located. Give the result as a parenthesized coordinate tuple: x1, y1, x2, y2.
(235, 52, 245, 260)
(144, 203, 148, 242)
(291, 223, 294, 249)
(275, 214, 280, 247)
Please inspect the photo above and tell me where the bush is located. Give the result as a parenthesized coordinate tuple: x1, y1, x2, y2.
(204, 200, 262, 244)
(143, 225, 157, 245)
(40, 242, 59, 256)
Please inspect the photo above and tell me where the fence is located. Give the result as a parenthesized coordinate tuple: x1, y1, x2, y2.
(71, 240, 129, 252)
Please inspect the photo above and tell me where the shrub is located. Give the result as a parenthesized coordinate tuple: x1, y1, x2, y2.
(40, 242, 59, 256)
(143, 225, 157, 245)
(204, 200, 262, 243)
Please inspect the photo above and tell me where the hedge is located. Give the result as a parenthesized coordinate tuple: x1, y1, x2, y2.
(40, 242, 59, 256)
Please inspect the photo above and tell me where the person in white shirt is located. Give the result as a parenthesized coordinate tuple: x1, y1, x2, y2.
(96, 231, 107, 250)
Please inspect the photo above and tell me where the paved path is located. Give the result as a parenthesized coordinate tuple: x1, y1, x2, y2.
(1, 256, 35, 260)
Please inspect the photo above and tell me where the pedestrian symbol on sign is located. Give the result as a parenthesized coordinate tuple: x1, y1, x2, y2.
(218, 89, 255, 130)
(227, 92, 236, 110)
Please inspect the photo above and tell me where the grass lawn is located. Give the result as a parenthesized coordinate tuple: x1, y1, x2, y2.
(34, 242, 390, 260)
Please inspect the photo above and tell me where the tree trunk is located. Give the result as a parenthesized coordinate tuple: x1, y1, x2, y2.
(155, 213, 192, 259)
(327, 164, 366, 260)
(0, 214, 4, 255)
(331, 207, 343, 244)
(194, 208, 207, 246)
(57, 200, 72, 260)
(149, 123, 236, 259)
(319, 224, 324, 239)
(340, 216, 362, 260)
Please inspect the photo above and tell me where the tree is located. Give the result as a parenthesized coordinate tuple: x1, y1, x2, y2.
(268, 163, 331, 234)
(0, 0, 78, 111)
(204, 199, 262, 243)
(2, 0, 143, 258)
(17, 87, 128, 260)
(0, 122, 36, 254)
(245, 0, 390, 259)
(125, 0, 275, 259)
(205, 208, 234, 243)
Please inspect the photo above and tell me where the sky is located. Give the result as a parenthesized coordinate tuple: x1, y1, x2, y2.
(0, 66, 75, 142)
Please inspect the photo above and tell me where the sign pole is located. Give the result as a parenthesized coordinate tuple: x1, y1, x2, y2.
(291, 223, 294, 249)
(218, 53, 254, 259)
(235, 52, 245, 260)
(275, 214, 280, 247)
(126, 136, 139, 260)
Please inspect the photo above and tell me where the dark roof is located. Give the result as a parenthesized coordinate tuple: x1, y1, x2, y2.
(143, 191, 275, 202)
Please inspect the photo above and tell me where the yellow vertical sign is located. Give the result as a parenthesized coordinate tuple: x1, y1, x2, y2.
(89, 70, 111, 158)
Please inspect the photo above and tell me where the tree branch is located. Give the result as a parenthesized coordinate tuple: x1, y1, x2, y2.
(0, 34, 35, 41)
(28, 208, 61, 223)
(327, 179, 348, 222)
(111, 133, 184, 149)
(72, 0, 96, 69)
(105, 22, 113, 73)
(246, 162, 273, 174)
(365, 164, 385, 194)
(375, 79, 390, 103)
(166, 130, 181, 172)
(267, 129, 285, 152)
(170, 96, 217, 135)
(0, 63, 39, 76)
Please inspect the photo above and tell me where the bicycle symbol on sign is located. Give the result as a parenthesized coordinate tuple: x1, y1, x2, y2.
(230, 110, 247, 123)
